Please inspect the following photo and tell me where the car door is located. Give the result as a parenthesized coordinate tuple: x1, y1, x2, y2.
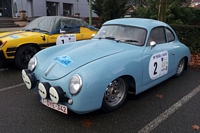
(142, 26, 175, 87)
(47, 28, 84, 45)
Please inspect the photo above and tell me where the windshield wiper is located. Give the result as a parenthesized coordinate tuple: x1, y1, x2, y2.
(31, 28, 49, 33)
(124, 40, 138, 43)
(22, 28, 32, 31)
(117, 39, 138, 43)
(105, 37, 115, 40)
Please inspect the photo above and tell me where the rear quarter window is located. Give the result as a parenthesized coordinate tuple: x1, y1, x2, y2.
(166, 28, 175, 42)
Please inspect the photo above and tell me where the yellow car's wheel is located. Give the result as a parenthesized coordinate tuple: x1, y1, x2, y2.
(15, 45, 39, 69)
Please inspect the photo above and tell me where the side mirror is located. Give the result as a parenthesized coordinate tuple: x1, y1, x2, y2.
(91, 34, 96, 38)
(150, 41, 156, 49)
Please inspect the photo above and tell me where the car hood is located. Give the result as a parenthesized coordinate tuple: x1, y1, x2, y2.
(0, 31, 46, 40)
(41, 40, 125, 80)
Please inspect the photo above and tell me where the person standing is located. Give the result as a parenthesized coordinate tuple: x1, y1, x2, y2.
(46, 7, 50, 16)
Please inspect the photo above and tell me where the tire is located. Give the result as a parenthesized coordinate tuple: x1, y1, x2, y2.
(174, 58, 185, 77)
(15, 45, 39, 69)
(101, 77, 128, 112)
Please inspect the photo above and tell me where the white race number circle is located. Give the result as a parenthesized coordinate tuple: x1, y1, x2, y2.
(149, 51, 168, 80)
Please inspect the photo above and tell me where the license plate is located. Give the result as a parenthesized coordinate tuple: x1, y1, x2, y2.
(40, 98, 68, 114)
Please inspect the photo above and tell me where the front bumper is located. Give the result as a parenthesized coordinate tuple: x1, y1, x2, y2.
(22, 69, 102, 114)
(22, 69, 72, 105)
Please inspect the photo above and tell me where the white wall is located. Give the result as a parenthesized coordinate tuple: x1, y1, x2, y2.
(17, 0, 97, 18)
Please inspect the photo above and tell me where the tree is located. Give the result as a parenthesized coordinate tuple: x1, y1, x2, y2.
(87, 0, 129, 24)
(165, 0, 195, 24)
(100, 0, 129, 23)
(87, 0, 103, 16)
(158, 0, 167, 22)
(132, 0, 195, 24)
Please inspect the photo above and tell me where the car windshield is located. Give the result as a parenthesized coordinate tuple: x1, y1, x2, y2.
(94, 25, 147, 46)
(22, 28, 50, 33)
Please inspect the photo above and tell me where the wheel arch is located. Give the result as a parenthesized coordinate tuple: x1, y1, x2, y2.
(14, 43, 41, 69)
(15, 43, 41, 56)
(120, 75, 136, 95)
(183, 56, 189, 70)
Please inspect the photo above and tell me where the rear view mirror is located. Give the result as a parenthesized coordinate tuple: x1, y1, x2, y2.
(92, 34, 96, 38)
(60, 29, 66, 34)
(150, 41, 156, 49)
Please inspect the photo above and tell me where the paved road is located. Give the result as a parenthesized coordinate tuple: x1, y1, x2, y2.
(0, 64, 200, 133)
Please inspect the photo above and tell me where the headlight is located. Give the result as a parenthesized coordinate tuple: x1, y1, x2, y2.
(69, 74, 82, 95)
(28, 57, 37, 71)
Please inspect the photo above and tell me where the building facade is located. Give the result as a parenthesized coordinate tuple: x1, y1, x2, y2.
(0, 0, 97, 18)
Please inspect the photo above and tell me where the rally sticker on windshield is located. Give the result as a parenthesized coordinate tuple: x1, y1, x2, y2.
(149, 51, 168, 80)
(54, 55, 73, 67)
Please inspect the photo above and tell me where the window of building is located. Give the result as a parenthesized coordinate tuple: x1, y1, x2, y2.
(63, 3, 72, 16)
(46, 2, 58, 16)
(0, 0, 12, 17)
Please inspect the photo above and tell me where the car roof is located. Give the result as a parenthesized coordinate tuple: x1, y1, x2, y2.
(103, 18, 169, 30)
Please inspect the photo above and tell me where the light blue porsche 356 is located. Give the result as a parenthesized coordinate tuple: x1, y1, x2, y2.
(22, 18, 190, 114)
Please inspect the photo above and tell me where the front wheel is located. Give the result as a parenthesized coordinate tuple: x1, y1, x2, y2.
(101, 77, 128, 112)
(174, 58, 185, 77)
(15, 45, 39, 69)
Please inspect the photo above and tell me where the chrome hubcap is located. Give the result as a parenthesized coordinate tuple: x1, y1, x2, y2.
(105, 78, 126, 106)
(177, 58, 185, 75)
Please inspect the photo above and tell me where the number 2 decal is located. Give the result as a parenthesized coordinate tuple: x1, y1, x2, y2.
(149, 51, 169, 80)
(154, 62, 158, 75)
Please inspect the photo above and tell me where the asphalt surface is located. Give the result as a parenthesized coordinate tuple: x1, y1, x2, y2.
(0, 63, 200, 133)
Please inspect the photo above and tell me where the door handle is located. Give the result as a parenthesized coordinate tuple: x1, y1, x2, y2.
(171, 52, 175, 56)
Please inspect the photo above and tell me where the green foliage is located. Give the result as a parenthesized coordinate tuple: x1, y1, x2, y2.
(189, 8, 200, 25)
(100, 0, 129, 23)
(87, 0, 103, 16)
(171, 25, 200, 53)
(131, 0, 195, 24)
(87, 0, 129, 24)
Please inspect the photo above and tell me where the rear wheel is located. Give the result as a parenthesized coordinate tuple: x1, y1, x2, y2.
(101, 77, 128, 112)
(15, 45, 39, 69)
(174, 58, 185, 77)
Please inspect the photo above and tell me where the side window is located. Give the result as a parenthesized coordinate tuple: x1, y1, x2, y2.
(148, 27, 166, 45)
(166, 28, 175, 42)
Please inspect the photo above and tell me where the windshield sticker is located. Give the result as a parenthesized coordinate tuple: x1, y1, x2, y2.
(149, 51, 168, 80)
(9, 35, 19, 38)
(54, 55, 73, 67)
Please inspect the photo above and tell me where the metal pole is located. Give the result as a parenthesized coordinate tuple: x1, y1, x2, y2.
(77, 1, 78, 13)
(21, 0, 23, 10)
(89, 0, 92, 25)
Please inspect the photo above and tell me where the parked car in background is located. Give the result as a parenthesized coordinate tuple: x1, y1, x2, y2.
(0, 16, 98, 69)
(22, 18, 190, 114)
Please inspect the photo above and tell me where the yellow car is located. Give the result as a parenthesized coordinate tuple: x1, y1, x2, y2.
(0, 16, 98, 69)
